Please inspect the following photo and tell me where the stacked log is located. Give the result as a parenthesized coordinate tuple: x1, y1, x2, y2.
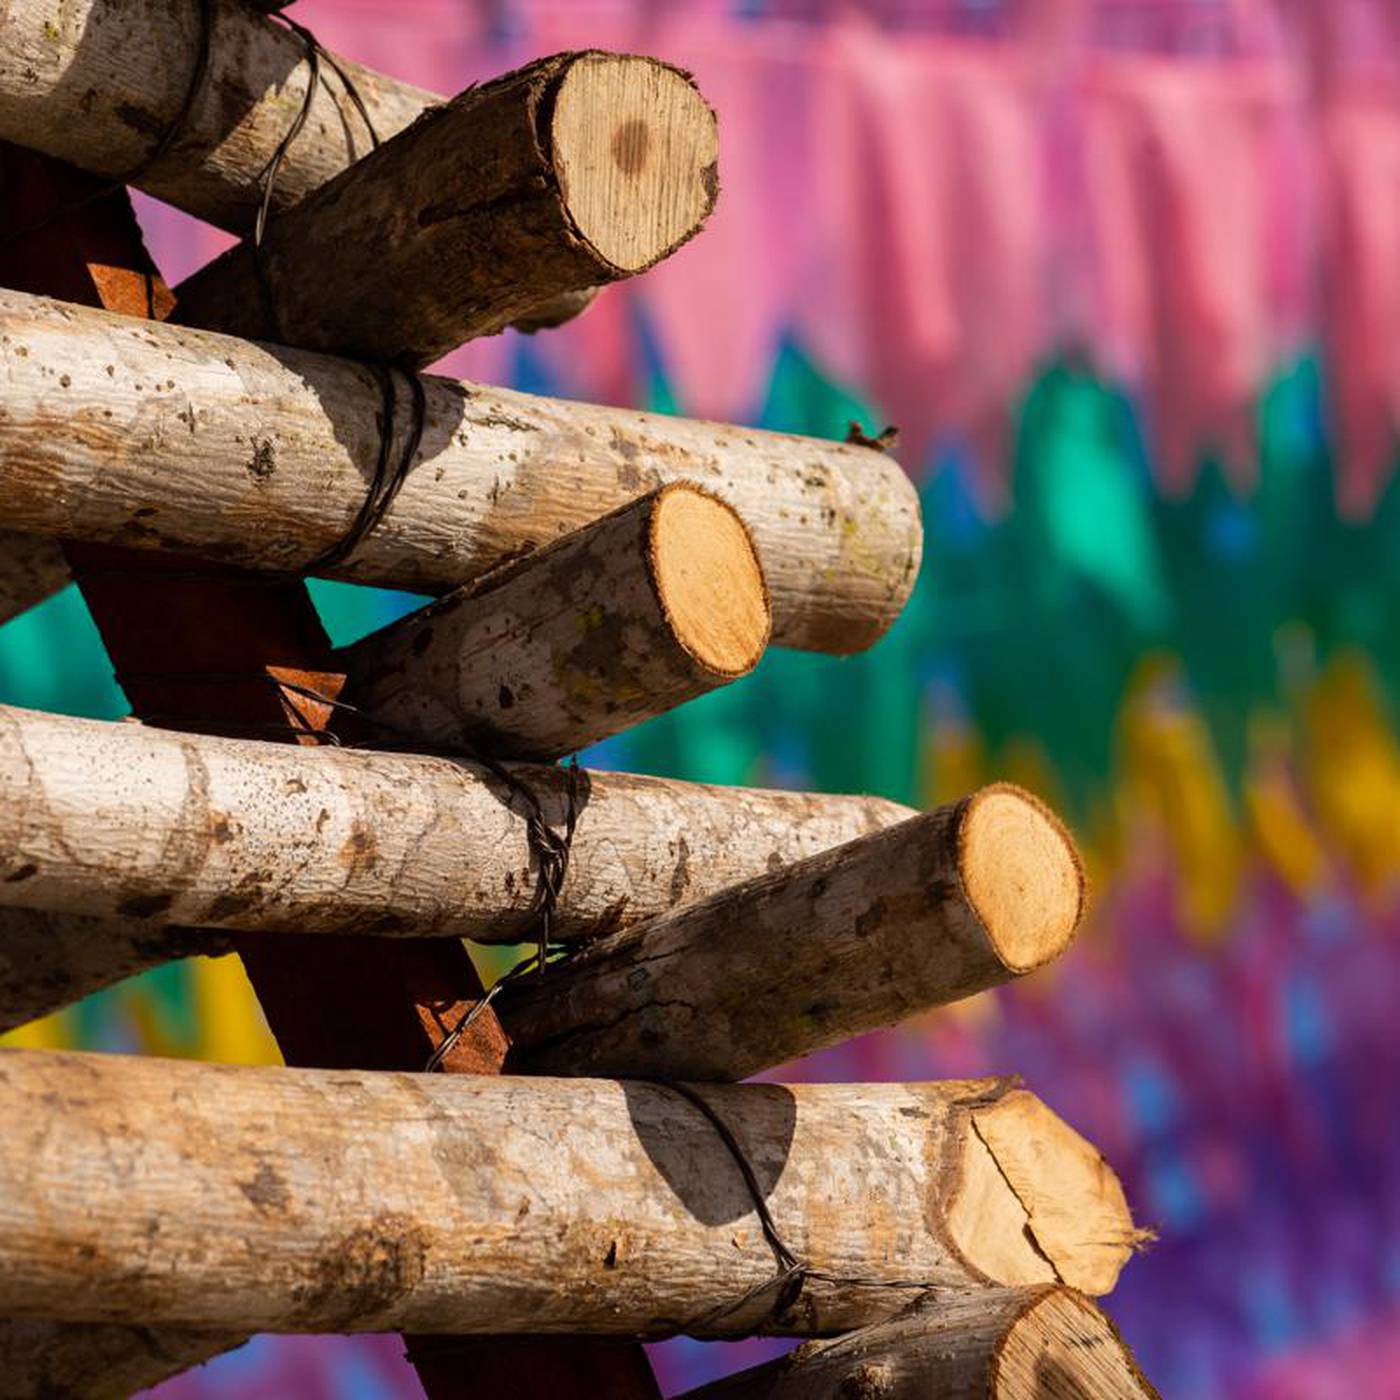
(0, 6, 1162, 1394)
(499, 785, 1084, 1079)
(0, 702, 909, 945)
(172, 52, 718, 366)
(0, 1051, 1144, 1334)
(0, 289, 920, 655)
(340, 483, 772, 759)
(679, 1289, 1160, 1399)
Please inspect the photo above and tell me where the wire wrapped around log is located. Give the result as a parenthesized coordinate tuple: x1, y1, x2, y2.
(0, 289, 921, 655)
(0, 1053, 1144, 1335)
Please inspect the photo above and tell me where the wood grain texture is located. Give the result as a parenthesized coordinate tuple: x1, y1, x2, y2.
(0, 1055, 1141, 1334)
(678, 1289, 1160, 1399)
(342, 484, 770, 761)
(500, 785, 1085, 1080)
(0, 289, 921, 654)
(173, 52, 717, 367)
(0, 701, 911, 945)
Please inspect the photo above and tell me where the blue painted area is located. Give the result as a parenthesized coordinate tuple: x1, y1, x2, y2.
(1283, 974, 1332, 1066)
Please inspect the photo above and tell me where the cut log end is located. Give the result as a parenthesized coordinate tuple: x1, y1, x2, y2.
(947, 1088, 1148, 1297)
(650, 484, 770, 678)
(551, 54, 719, 273)
(992, 1289, 1160, 1399)
(959, 783, 1084, 973)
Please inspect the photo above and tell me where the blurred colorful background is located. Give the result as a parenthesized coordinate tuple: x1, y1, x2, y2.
(5, 0, 1400, 1394)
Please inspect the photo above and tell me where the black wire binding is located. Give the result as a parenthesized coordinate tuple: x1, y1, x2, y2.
(648, 1080, 941, 1337)
(117, 669, 586, 1054)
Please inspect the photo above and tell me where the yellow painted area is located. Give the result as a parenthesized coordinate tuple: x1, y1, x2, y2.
(1303, 652, 1400, 894)
(187, 956, 282, 1065)
(1116, 655, 1242, 941)
(0, 1007, 74, 1051)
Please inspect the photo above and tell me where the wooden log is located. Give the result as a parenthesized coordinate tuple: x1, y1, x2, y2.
(0, 906, 229, 1033)
(0, 1319, 243, 1400)
(678, 1288, 1160, 1399)
(0, 0, 428, 234)
(0, 702, 911, 945)
(341, 484, 770, 761)
(500, 784, 1085, 1080)
(0, 530, 68, 624)
(173, 52, 717, 367)
(0, 0, 640, 355)
(0, 1052, 1144, 1333)
(0, 290, 921, 654)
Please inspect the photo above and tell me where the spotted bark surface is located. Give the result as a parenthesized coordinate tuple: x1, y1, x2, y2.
(0, 290, 922, 653)
(0, 1057, 1138, 1335)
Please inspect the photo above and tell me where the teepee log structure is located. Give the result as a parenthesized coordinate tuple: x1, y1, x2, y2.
(500, 785, 1084, 1079)
(173, 52, 717, 366)
(0, 148, 658, 1398)
(0, 7, 1160, 1395)
(677, 1288, 1161, 1399)
(0, 288, 920, 655)
(0, 1054, 1143, 1334)
(341, 483, 771, 760)
(0, 702, 911, 944)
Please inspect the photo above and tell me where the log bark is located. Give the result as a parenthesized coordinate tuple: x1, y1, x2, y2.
(0, 702, 911, 946)
(0, 289, 921, 654)
(0, 906, 228, 1033)
(678, 1288, 1160, 1399)
(0, 120, 650, 1400)
(0, 0, 429, 236)
(0, 1053, 1144, 1333)
(0, 1318, 242, 1400)
(173, 52, 717, 367)
(342, 484, 770, 761)
(0, 529, 68, 624)
(0, 0, 644, 355)
(500, 784, 1085, 1080)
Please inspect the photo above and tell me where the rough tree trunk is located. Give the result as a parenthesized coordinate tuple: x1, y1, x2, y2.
(0, 289, 921, 654)
(174, 52, 717, 367)
(678, 1289, 1160, 1400)
(342, 484, 770, 761)
(500, 784, 1085, 1080)
(0, 701, 911, 944)
(0, 1052, 1144, 1334)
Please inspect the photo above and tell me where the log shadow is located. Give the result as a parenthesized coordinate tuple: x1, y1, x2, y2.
(621, 1080, 797, 1228)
